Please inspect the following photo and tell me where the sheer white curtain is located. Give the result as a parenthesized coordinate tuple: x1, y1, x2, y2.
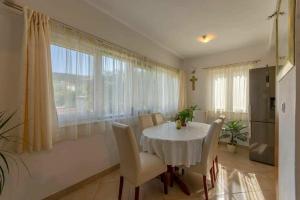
(50, 22, 179, 141)
(206, 63, 254, 122)
(99, 56, 179, 118)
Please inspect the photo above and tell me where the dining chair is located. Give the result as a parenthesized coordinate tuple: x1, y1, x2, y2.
(152, 113, 165, 125)
(186, 119, 223, 200)
(212, 115, 225, 179)
(139, 114, 154, 131)
(112, 122, 168, 200)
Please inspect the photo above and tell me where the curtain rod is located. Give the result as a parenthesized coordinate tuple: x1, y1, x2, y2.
(200, 59, 261, 70)
(2, 0, 179, 71)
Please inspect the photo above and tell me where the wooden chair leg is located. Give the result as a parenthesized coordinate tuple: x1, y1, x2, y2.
(210, 168, 214, 188)
(203, 175, 208, 200)
(135, 187, 140, 200)
(160, 174, 164, 182)
(212, 161, 216, 181)
(168, 165, 174, 187)
(215, 156, 219, 174)
(118, 176, 124, 200)
(163, 172, 168, 194)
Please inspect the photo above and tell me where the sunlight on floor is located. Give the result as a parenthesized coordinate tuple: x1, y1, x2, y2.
(58, 145, 276, 200)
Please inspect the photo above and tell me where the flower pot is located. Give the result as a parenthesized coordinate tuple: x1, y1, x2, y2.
(176, 120, 182, 129)
(181, 119, 187, 127)
(227, 144, 237, 153)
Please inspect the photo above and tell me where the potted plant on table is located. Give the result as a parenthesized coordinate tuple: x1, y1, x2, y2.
(176, 105, 199, 128)
(220, 120, 248, 153)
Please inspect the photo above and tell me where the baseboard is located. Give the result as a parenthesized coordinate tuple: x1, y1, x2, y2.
(218, 141, 249, 150)
(43, 164, 120, 200)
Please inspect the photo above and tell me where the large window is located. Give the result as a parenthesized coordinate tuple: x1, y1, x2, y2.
(50, 44, 179, 126)
(232, 75, 247, 112)
(213, 77, 226, 112)
(51, 45, 95, 124)
(206, 64, 253, 121)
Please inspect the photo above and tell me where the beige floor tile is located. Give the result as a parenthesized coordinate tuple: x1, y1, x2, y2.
(58, 145, 276, 200)
(98, 169, 120, 183)
(233, 190, 276, 200)
(93, 180, 119, 200)
(58, 181, 99, 200)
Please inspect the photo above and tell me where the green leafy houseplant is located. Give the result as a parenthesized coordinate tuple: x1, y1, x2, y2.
(0, 111, 28, 195)
(176, 105, 199, 126)
(220, 120, 248, 151)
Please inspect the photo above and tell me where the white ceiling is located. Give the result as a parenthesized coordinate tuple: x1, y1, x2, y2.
(84, 0, 277, 58)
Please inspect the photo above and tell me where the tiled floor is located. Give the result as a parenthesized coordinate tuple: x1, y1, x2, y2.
(58, 145, 276, 200)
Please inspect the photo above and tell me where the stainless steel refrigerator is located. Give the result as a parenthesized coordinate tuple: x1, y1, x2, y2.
(249, 66, 275, 165)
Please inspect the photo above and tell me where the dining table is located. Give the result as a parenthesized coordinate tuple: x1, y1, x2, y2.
(140, 121, 210, 195)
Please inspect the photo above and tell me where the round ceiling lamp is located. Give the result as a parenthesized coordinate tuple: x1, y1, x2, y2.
(197, 34, 216, 43)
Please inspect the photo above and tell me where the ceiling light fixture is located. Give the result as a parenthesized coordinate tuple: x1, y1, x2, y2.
(197, 34, 216, 43)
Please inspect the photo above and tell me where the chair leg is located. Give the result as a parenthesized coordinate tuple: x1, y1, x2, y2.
(212, 161, 216, 182)
(215, 156, 219, 174)
(163, 172, 168, 194)
(210, 168, 214, 188)
(203, 175, 209, 200)
(135, 187, 140, 200)
(118, 176, 124, 200)
(168, 165, 174, 187)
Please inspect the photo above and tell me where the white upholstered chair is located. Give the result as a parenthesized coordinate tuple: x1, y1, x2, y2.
(186, 119, 223, 200)
(139, 114, 154, 131)
(212, 115, 225, 179)
(112, 122, 168, 200)
(152, 113, 165, 125)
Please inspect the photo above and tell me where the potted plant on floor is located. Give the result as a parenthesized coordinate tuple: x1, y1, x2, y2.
(0, 111, 28, 195)
(220, 120, 248, 153)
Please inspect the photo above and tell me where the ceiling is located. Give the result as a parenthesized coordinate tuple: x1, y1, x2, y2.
(84, 0, 277, 58)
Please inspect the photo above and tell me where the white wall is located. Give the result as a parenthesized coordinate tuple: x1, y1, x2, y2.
(277, 2, 300, 200)
(182, 44, 276, 123)
(278, 67, 296, 200)
(0, 1, 181, 199)
(15, 0, 182, 68)
(294, 1, 300, 199)
(183, 44, 275, 70)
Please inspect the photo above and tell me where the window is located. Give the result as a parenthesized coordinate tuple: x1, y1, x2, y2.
(214, 77, 226, 111)
(50, 45, 179, 126)
(99, 56, 179, 119)
(207, 64, 252, 120)
(51, 45, 95, 124)
(232, 75, 247, 112)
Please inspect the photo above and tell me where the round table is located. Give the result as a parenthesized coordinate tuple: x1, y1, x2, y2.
(140, 122, 210, 167)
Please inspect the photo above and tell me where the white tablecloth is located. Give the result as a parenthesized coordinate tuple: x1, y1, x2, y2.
(140, 122, 210, 167)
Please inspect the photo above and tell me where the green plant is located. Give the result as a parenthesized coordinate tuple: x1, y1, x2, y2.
(177, 105, 199, 125)
(0, 111, 28, 195)
(220, 120, 248, 145)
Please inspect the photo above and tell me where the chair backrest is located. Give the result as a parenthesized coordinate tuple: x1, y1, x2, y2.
(218, 115, 226, 123)
(139, 114, 154, 130)
(152, 113, 165, 125)
(201, 119, 223, 173)
(112, 122, 141, 180)
(212, 117, 225, 159)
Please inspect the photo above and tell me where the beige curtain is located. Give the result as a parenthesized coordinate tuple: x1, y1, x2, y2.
(178, 70, 187, 111)
(20, 8, 58, 152)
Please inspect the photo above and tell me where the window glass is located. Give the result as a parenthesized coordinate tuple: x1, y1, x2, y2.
(51, 45, 94, 123)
